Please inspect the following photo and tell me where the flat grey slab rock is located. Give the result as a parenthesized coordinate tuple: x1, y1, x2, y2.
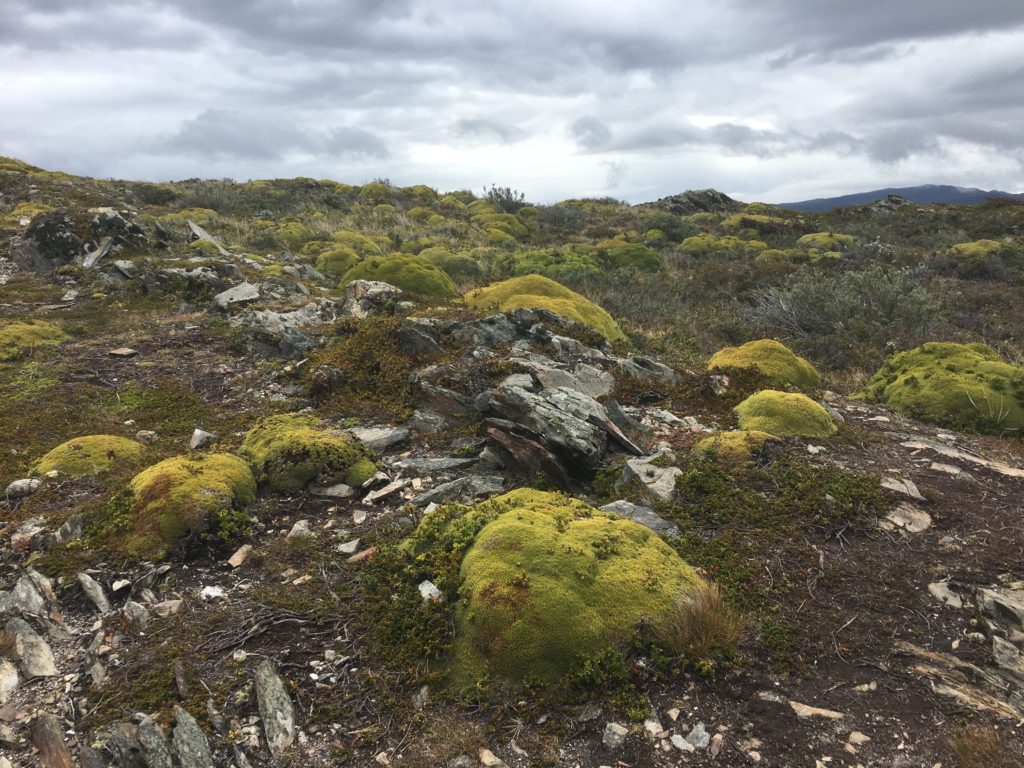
(600, 500, 680, 537)
(255, 659, 296, 756)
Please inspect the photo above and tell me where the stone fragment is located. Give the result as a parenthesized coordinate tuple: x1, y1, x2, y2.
(77, 572, 111, 613)
(154, 599, 184, 617)
(3, 617, 58, 677)
(789, 701, 844, 719)
(619, 453, 682, 502)
(172, 705, 214, 768)
(228, 544, 253, 568)
(885, 502, 931, 533)
(686, 722, 711, 749)
(350, 426, 410, 452)
(0, 660, 17, 705)
(123, 600, 149, 629)
(214, 282, 261, 310)
(31, 712, 73, 768)
(928, 581, 963, 608)
(137, 715, 174, 768)
(255, 659, 296, 756)
(188, 428, 217, 450)
(600, 500, 680, 537)
(418, 580, 443, 603)
(5, 478, 41, 498)
(880, 476, 925, 501)
(287, 520, 314, 539)
(603, 722, 629, 749)
(410, 474, 504, 507)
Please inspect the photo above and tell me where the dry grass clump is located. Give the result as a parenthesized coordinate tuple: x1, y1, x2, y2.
(948, 724, 1023, 768)
(655, 582, 745, 659)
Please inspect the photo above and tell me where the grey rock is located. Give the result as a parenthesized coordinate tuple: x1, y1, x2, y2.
(287, 520, 314, 539)
(0, 574, 47, 618)
(398, 317, 442, 355)
(885, 501, 931, 533)
(411, 474, 505, 506)
(172, 705, 214, 768)
(106, 721, 146, 768)
(0, 660, 17, 704)
(3, 617, 58, 677)
(619, 454, 682, 502)
(600, 500, 680, 537)
(186, 219, 230, 256)
(500, 373, 536, 390)
(617, 356, 682, 384)
(450, 314, 516, 346)
(603, 721, 629, 749)
(123, 600, 149, 629)
(153, 599, 184, 618)
(113, 259, 137, 278)
(188, 427, 218, 450)
(881, 476, 926, 501)
(928, 582, 963, 609)
(342, 279, 402, 318)
(337, 539, 361, 555)
(77, 572, 111, 613)
(11, 517, 48, 552)
(392, 456, 477, 474)
(255, 659, 296, 756)
(214, 282, 261, 309)
(5, 478, 41, 498)
(572, 363, 615, 398)
(231, 301, 336, 358)
(312, 483, 354, 499)
(137, 716, 174, 768)
(418, 580, 443, 603)
(992, 636, 1024, 681)
(53, 513, 86, 544)
(604, 398, 654, 452)
(160, 266, 225, 292)
(686, 722, 711, 749)
(350, 425, 410, 452)
(409, 407, 453, 434)
(978, 586, 1024, 635)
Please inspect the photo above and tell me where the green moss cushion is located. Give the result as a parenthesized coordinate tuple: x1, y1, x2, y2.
(341, 253, 458, 298)
(796, 232, 857, 251)
(0, 321, 67, 361)
(36, 435, 146, 477)
(315, 247, 360, 278)
(409, 489, 702, 685)
(693, 430, 775, 462)
(240, 414, 378, 493)
(734, 390, 836, 437)
(861, 342, 1024, 434)
(129, 453, 256, 558)
(708, 339, 820, 390)
(464, 274, 625, 343)
(595, 240, 661, 271)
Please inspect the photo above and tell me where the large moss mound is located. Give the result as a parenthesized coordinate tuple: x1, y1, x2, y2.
(341, 253, 458, 298)
(861, 342, 1024, 434)
(464, 274, 626, 343)
(240, 414, 378, 493)
(708, 339, 820, 390)
(0, 320, 67, 361)
(128, 453, 256, 558)
(734, 390, 836, 437)
(36, 435, 146, 477)
(315, 247, 360, 278)
(411, 489, 702, 684)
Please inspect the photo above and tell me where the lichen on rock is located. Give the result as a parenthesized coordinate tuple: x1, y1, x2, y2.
(240, 413, 378, 493)
(734, 390, 836, 437)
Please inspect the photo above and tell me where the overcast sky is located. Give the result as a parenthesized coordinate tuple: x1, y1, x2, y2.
(3, 0, 1024, 203)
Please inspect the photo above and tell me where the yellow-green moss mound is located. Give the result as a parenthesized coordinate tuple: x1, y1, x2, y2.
(0, 321, 67, 361)
(464, 275, 626, 343)
(796, 232, 857, 251)
(693, 430, 775, 462)
(707, 339, 820, 390)
(734, 390, 836, 437)
(240, 414, 378, 494)
(414, 489, 702, 684)
(341, 253, 458, 298)
(861, 342, 1024, 434)
(315, 247, 360, 278)
(36, 435, 146, 477)
(128, 453, 256, 558)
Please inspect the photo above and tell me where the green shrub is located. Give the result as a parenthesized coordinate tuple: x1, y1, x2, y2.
(0, 321, 67, 361)
(36, 435, 146, 477)
(240, 413, 378, 493)
(340, 253, 458, 297)
(861, 342, 1024, 434)
(734, 390, 836, 437)
(465, 274, 625, 342)
(708, 339, 821, 390)
(128, 453, 256, 558)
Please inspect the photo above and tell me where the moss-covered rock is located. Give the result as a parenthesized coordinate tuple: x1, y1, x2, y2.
(240, 414, 378, 493)
(330, 230, 383, 257)
(796, 232, 857, 252)
(419, 248, 481, 281)
(315, 247, 360, 278)
(464, 274, 625, 343)
(708, 339, 821, 390)
(510, 248, 602, 282)
(693, 430, 775, 462)
(35, 435, 146, 477)
(128, 453, 256, 558)
(734, 390, 836, 437)
(861, 342, 1024, 434)
(187, 239, 222, 257)
(340, 253, 458, 298)
(410, 489, 703, 685)
(595, 239, 661, 271)
(0, 321, 67, 361)
(680, 234, 767, 256)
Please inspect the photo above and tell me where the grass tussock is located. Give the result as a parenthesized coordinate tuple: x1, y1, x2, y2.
(949, 724, 1024, 768)
(655, 581, 745, 660)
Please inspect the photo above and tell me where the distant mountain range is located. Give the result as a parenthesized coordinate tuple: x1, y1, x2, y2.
(778, 184, 1024, 212)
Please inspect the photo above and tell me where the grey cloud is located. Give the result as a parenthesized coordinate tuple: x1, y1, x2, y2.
(453, 119, 525, 143)
(570, 117, 612, 151)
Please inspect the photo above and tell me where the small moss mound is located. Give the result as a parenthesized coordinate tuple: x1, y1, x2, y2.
(861, 342, 1024, 434)
(128, 453, 256, 558)
(240, 414, 377, 494)
(796, 232, 857, 251)
(0, 321, 67, 361)
(464, 274, 626, 343)
(315, 247, 360, 278)
(410, 489, 703, 685)
(693, 430, 775, 462)
(36, 435, 146, 477)
(734, 390, 836, 437)
(341, 253, 458, 298)
(708, 339, 820, 390)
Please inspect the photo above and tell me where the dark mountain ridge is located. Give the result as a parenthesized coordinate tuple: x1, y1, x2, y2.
(779, 183, 1024, 212)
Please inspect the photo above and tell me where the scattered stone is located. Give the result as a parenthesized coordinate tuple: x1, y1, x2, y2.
(31, 711, 74, 768)
(108, 347, 139, 358)
(287, 520, 314, 539)
(136, 429, 158, 442)
(410, 474, 504, 506)
(77, 572, 111, 613)
(312, 483, 354, 499)
(188, 427, 218, 450)
(686, 722, 711, 749)
(2, 617, 58, 677)
(342, 280, 402, 318)
(137, 715, 174, 768)
(11, 517, 47, 551)
(348, 546, 377, 562)
(123, 600, 149, 629)
(228, 544, 253, 568)
(350, 426, 410, 452)
(710, 733, 724, 757)
(643, 717, 664, 738)
(337, 539, 361, 555)
(53, 514, 86, 544)
(392, 456, 477, 474)
(364, 478, 408, 504)
(881, 475, 926, 501)
(619, 453, 682, 502)
(172, 705, 214, 768)
(352, 510, 367, 525)
(478, 748, 508, 768)
(885, 501, 932, 533)
(418, 580, 443, 603)
(576, 702, 602, 722)
(0, 661, 17, 705)
(670, 734, 694, 752)
(255, 659, 296, 756)
(5, 478, 41, 498)
(153, 599, 184, 617)
(603, 722, 629, 750)
(928, 581, 963, 609)
(413, 684, 429, 711)
(214, 282, 261, 309)
(600, 500, 680, 537)
(199, 586, 226, 602)
(789, 700, 844, 719)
